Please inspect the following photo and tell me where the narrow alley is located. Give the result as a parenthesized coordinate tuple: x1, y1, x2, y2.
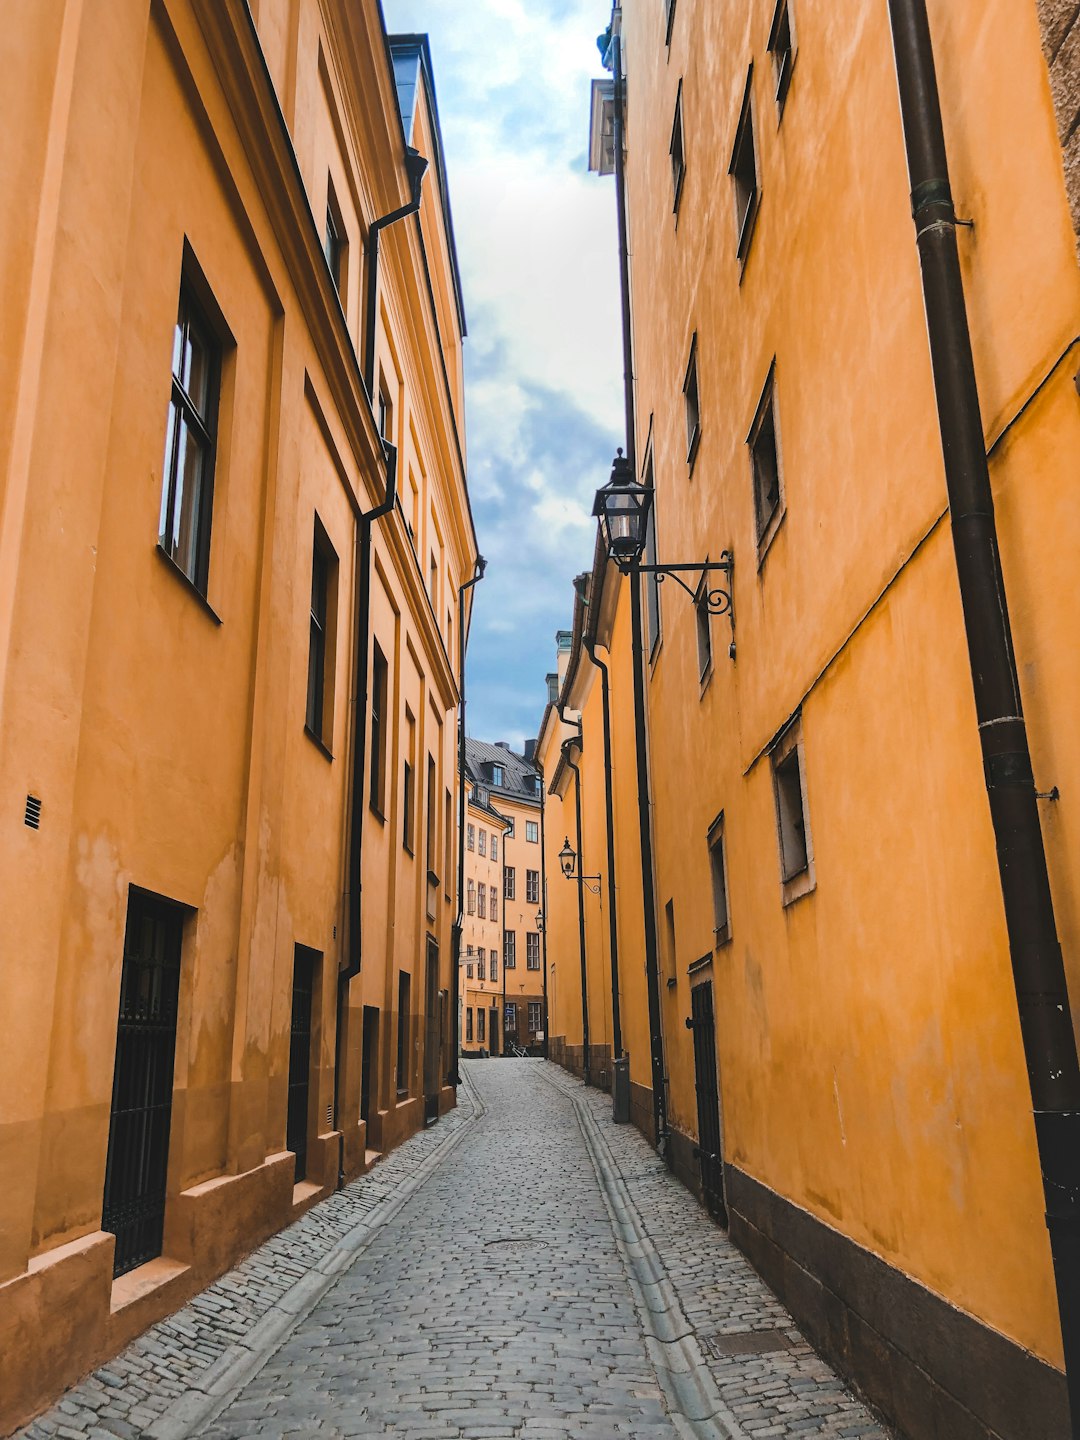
(21, 1064, 884, 1440)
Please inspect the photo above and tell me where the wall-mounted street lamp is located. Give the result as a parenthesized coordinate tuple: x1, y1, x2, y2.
(593, 450, 735, 658)
(535, 911, 544, 933)
(558, 837, 601, 895)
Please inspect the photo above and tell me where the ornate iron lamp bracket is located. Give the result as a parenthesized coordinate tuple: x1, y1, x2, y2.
(623, 551, 736, 659)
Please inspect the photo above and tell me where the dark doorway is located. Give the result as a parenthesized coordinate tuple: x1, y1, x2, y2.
(689, 979, 727, 1225)
(102, 890, 184, 1278)
(360, 1005, 380, 1131)
(490, 1006, 501, 1057)
(423, 939, 440, 1124)
(287, 947, 316, 1183)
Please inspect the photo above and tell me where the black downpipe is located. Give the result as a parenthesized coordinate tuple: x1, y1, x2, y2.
(563, 733, 592, 1088)
(363, 147, 429, 396)
(888, 1, 1080, 1423)
(583, 636, 622, 1060)
(538, 760, 550, 1059)
(611, 19, 667, 1152)
(500, 814, 512, 1056)
(334, 441, 397, 1179)
(452, 560, 486, 1082)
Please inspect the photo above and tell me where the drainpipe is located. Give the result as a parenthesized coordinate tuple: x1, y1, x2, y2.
(582, 636, 622, 1062)
(452, 559, 486, 1081)
(499, 810, 512, 1055)
(334, 439, 398, 1183)
(363, 147, 429, 396)
(538, 760, 551, 1060)
(607, 13, 668, 1154)
(887, 1, 1080, 1421)
(561, 723, 592, 1088)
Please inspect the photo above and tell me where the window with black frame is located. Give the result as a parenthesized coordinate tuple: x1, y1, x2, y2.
(160, 284, 221, 592)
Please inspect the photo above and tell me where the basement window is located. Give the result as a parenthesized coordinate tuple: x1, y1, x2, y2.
(707, 813, 730, 945)
(767, 0, 796, 116)
(683, 335, 701, 470)
(747, 362, 784, 561)
(771, 718, 814, 904)
(670, 83, 686, 215)
(729, 68, 760, 264)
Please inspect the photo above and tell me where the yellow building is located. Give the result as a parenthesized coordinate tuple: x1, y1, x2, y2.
(0, 2, 473, 1429)
(539, 0, 1080, 1435)
(460, 740, 546, 1058)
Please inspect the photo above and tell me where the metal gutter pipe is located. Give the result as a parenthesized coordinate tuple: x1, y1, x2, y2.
(537, 759, 551, 1060)
(334, 439, 398, 1180)
(452, 558, 486, 1082)
(609, 11, 668, 1155)
(583, 635, 623, 1061)
(363, 147, 429, 395)
(561, 727, 592, 1088)
(887, 1, 1080, 1421)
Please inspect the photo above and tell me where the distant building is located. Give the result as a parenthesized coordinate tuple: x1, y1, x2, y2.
(460, 739, 545, 1056)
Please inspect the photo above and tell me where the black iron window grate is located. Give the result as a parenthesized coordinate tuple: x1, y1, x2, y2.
(102, 893, 183, 1278)
(24, 794, 42, 828)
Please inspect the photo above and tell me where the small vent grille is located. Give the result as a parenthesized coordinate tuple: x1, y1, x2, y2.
(24, 795, 42, 830)
(326, 1103, 333, 1129)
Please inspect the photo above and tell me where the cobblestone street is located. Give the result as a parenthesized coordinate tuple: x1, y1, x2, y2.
(21, 1063, 888, 1440)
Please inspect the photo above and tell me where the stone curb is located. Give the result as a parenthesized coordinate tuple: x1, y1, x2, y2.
(145, 1074, 486, 1440)
(537, 1065, 746, 1440)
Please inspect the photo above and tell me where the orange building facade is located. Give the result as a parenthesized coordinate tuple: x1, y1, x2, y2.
(460, 740, 545, 1058)
(539, 1, 1080, 1435)
(0, 1, 474, 1429)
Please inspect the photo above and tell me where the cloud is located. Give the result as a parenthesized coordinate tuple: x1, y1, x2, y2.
(383, 0, 623, 747)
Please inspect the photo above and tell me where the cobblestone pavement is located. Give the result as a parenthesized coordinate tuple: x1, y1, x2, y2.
(20, 1062, 890, 1440)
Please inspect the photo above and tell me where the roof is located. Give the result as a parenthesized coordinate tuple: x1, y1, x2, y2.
(464, 737, 542, 809)
(388, 35, 467, 337)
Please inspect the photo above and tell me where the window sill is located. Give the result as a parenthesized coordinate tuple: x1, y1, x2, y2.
(736, 191, 762, 277)
(781, 867, 815, 908)
(369, 802, 386, 825)
(699, 658, 715, 697)
(713, 926, 732, 949)
(304, 725, 333, 762)
(403, 842, 415, 858)
(155, 544, 222, 625)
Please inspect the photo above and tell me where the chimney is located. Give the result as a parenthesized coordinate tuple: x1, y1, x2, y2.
(495, 741, 511, 751)
(523, 738, 536, 762)
(546, 672, 559, 704)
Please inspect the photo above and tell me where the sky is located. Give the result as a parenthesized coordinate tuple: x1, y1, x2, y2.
(383, 0, 623, 752)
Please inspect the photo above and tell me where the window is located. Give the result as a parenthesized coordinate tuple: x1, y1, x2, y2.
(683, 336, 700, 469)
(370, 642, 388, 814)
(505, 1002, 517, 1031)
(708, 813, 730, 945)
(396, 971, 411, 1094)
(490, 886, 498, 923)
(504, 867, 516, 901)
(768, 0, 795, 115)
(477, 1007, 486, 1044)
(478, 885, 486, 920)
(748, 362, 784, 557)
(378, 379, 394, 445)
(429, 552, 439, 608)
(467, 823, 475, 852)
(466, 1008, 473, 1042)
(160, 278, 222, 594)
(466, 962, 474, 980)
(506, 818, 515, 839)
(478, 830, 487, 858)
(491, 833, 499, 863)
(528, 1001, 542, 1033)
(526, 821, 539, 844)
(526, 932, 541, 970)
(490, 950, 498, 984)
(492, 763, 505, 786)
(504, 930, 516, 969)
(324, 179, 344, 294)
(695, 582, 712, 682)
(477, 952, 486, 981)
(403, 709, 416, 851)
(467, 879, 475, 915)
(771, 718, 814, 903)
(730, 68, 760, 263)
(306, 522, 338, 748)
(426, 756, 437, 876)
(526, 869, 540, 905)
(445, 787, 453, 890)
(664, 0, 677, 45)
(670, 83, 685, 214)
